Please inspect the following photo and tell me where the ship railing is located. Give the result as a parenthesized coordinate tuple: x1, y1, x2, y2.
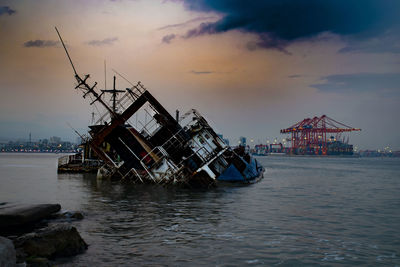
(116, 92, 135, 113)
(95, 110, 112, 125)
(141, 146, 165, 168)
(161, 133, 187, 152)
(117, 82, 147, 112)
(122, 167, 144, 183)
(126, 162, 155, 183)
(139, 120, 220, 173)
(138, 129, 187, 171)
(116, 81, 146, 108)
(134, 115, 161, 138)
(171, 145, 214, 170)
(138, 159, 181, 184)
(138, 159, 156, 182)
(116, 137, 155, 182)
(139, 145, 179, 172)
(94, 82, 147, 125)
(140, 127, 186, 162)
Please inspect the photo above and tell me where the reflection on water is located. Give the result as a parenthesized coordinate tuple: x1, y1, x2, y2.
(1, 153, 400, 266)
(57, 173, 231, 266)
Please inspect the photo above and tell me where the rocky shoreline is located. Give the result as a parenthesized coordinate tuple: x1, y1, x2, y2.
(0, 203, 87, 266)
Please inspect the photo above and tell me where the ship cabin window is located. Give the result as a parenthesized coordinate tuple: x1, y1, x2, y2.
(199, 137, 205, 144)
(204, 133, 210, 139)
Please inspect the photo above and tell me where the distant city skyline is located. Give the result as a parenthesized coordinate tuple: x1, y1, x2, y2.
(1, 0, 399, 150)
(2, 132, 398, 153)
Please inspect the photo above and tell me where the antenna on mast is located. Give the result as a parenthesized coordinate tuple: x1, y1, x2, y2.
(55, 26, 78, 76)
(101, 75, 124, 114)
(90, 111, 95, 125)
(104, 60, 107, 90)
(112, 68, 134, 87)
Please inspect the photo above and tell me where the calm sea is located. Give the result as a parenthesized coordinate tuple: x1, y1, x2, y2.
(0, 153, 399, 266)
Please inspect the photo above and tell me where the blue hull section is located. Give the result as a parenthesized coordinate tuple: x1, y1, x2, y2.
(217, 164, 246, 181)
(217, 157, 264, 183)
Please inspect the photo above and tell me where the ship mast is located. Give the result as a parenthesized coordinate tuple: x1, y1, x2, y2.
(101, 76, 125, 114)
(55, 27, 117, 118)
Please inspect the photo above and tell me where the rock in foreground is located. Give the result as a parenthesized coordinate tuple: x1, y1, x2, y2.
(14, 224, 87, 260)
(0, 236, 16, 267)
(0, 204, 61, 228)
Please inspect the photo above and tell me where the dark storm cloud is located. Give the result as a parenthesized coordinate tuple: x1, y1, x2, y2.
(158, 16, 217, 30)
(86, 37, 118, 46)
(0, 6, 16, 15)
(312, 73, 400, 94)
(162, 34, 176, 44)
(23, 40, 59, 48)
(246, 33, 291, 54)
(178, 0, 400, 52)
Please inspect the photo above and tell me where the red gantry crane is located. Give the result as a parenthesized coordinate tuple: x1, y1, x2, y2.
(280, 115, 361, 155)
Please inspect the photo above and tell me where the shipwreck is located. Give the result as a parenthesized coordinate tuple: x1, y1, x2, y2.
(56, 28, 264, 188)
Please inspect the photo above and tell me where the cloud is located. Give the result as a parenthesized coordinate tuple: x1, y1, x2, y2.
(158, 16, 217, 30)
(86, 37, 118, 46)
(339, 30, 400, 54)
(190, 70, 213, 75)
(288, 75, 302, 79)
(177, 0, 400, 53)
(246, 34, 291, 54)
(23, 40, 59, 48)
(311, 73, 400, 94)
(162, 34, 176, 44)
(0, 6, 16, 16)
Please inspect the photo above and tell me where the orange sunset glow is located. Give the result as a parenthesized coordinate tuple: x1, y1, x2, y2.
(1, 0, 399, 149)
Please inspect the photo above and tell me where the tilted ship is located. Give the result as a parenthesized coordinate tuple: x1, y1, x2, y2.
(56, 28, 264, 188)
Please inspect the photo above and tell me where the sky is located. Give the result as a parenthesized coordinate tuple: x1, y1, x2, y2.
(0, 0, 399, 150)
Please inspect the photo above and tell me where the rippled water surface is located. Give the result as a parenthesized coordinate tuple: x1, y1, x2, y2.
(1, 153, 400, 266)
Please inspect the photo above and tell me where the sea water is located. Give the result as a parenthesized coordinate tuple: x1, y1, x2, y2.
(0, 153, 399, 266)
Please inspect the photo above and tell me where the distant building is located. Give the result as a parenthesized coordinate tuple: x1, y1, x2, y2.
(239, 136, 247, 147)
(49, 136, 61, 144)
(1, 137, 77, 153)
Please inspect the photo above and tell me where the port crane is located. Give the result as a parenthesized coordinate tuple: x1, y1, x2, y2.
(280, 115, 361, 155)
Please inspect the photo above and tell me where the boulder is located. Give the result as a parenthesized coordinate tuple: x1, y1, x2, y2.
(14, 224, 87, 260)
(0, 236, 16, 267)
(0, 204, 61, 228)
